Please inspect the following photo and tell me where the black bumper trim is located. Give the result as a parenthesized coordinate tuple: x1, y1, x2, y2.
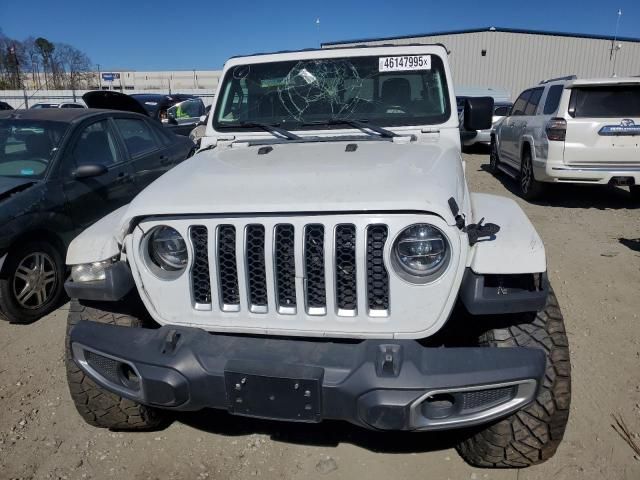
(70, 321, 545, 431)
(460, 269, 548, 315)
(65, 261, 134, 302)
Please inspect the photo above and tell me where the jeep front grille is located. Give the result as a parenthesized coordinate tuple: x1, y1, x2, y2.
(188, 222, 390, 317)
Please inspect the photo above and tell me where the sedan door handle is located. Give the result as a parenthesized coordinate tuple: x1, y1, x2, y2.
(117, 172, 134, 183)
(159, 155, 171, 165)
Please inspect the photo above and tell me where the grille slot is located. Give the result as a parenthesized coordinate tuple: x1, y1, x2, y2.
(335, 224, 357, 315)
(367, 225, 389, 315)
(274, 224, 296, 314)
(245, 225, 268, 312)
(217, 225, 240, 310)
(304, 224, 326, 315)
(190, 226, 211, 306)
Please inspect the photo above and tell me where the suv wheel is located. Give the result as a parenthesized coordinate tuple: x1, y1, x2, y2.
(488, 137, 500, 173)
(65, 298, 168, 430)
(456, 288, 571, 467)
(519, 149, 545, 200)
(630, 185, 640, 201)
(0, 241, 66, 324)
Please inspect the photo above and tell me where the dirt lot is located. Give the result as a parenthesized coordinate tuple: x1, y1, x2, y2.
(1, 151, 639, 480)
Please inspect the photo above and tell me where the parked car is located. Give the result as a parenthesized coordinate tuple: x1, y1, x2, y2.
(0, 108, 195, 323)
(83, 91, 205, 136)
(64, 45, 570, 468)
(460, 100, 512, 146)
(492, 76, 640, 199)
(0, 101, 13, 111)
(30, 102, 86, 109)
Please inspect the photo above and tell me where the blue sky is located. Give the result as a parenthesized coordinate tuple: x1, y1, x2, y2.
(1, 0, 638, 71)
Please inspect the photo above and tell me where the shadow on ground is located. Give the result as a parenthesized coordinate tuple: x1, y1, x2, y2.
(477, 162, 639, 210)
(175, 409, 463, 454)
(619, 238, 640, 252)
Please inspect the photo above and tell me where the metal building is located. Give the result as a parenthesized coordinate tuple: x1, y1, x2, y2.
(322, 27, 640, 99)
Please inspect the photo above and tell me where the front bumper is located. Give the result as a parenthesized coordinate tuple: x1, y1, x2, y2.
(70, 321, 544, 431)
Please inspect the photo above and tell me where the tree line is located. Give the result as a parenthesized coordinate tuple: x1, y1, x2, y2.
(0, 29, 93, 90)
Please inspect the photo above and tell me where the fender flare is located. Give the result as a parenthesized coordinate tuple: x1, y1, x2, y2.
(468, 193, 546, 274)
(66, 205, 130, 265)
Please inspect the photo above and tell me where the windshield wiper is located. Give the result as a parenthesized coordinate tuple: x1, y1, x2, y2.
(302, 118, 397, 138)
(237, 122, 300, 141)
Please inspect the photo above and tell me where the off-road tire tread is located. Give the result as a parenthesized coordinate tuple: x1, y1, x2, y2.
(456, 289, 571, 468)
(65, 299, 166, 430)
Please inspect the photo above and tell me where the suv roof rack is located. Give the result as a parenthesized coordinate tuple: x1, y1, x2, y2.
(539, 75, 577, 84)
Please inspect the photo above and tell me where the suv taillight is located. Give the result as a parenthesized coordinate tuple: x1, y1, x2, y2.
(546, 118, 567, 141)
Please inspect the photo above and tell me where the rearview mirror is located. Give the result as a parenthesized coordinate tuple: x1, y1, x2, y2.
(72, 163, 108, 179)
(463, 97, 495, 131)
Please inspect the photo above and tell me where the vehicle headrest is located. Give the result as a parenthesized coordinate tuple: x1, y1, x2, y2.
(381, 78, 411, 105)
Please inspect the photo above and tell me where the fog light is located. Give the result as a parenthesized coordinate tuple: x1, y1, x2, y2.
(421, 393, 456, 419)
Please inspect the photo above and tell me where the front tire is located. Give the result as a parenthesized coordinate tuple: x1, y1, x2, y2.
(0, 241, 66, 324)
(489, 137, 500, 173)
(456, 288, 571, 468)
(519, 149, 545, 201)
(65, 298, 168, 430)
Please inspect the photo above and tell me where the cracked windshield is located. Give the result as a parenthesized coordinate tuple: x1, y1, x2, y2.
(214, 55, 451, 130)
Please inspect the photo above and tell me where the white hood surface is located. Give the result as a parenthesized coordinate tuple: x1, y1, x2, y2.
(120, 139, 465, 231)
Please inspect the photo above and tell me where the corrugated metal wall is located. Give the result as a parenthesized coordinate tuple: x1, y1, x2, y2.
(325, 31, 640, 99)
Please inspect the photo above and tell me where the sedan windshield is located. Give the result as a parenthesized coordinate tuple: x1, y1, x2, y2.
(213, 54, 451, 131)
(0, 120, 69, 178)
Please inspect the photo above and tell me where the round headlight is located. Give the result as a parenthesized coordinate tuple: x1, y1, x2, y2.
(148, 226, 188, 272)
(392, 224, 449, 282)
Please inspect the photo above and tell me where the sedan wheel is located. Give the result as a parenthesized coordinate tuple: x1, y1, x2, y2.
(12, 252, 58, 309)
(0, 241, 66, 324)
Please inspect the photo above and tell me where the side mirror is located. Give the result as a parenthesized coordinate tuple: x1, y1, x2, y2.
(463, 97, 495, 131)
(198, 115, 207, 126)
(167, 114, 178, 125)
(72, 163, 108, 179)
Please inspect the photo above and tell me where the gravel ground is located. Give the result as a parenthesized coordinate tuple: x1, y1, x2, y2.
(1, 151, 639, 480)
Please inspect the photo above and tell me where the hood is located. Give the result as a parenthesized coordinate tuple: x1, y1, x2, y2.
(0, 177, 37, 202)
(122, 139, 465, 228)
(82, 91, 148, 116)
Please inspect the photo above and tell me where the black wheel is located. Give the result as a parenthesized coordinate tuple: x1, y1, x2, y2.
(630, 185, 640, 201)
(488, 137, 500, 173)
(456, 288, 571, 468)
(519, 149, 545, 201)
(65, 298, 168, 430)
(0, 241, 66, 324)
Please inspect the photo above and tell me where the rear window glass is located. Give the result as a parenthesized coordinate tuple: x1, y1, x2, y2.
(543, 85, 564, 115)
(570, 86, 640, 118)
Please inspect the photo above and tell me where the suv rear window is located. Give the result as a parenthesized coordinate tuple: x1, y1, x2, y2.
(543, 85, 564, 115)
(569, 85, 640, 118)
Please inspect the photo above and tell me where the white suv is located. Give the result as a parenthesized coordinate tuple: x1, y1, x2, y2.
(492, 76, 640, 200)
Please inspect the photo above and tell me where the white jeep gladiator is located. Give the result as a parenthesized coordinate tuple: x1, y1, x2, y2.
(64, 45, 570, 468)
